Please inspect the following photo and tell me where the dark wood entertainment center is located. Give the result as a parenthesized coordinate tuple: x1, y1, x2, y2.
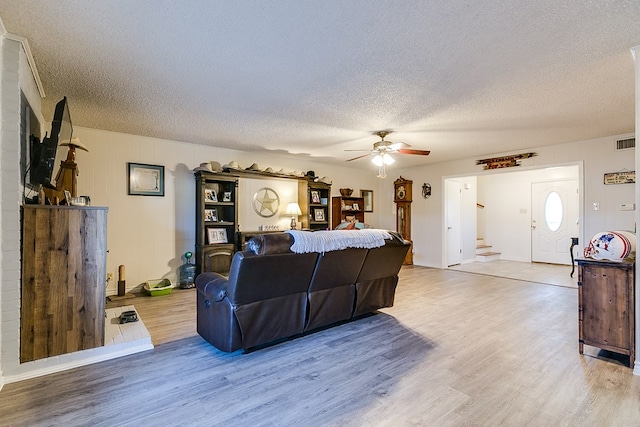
(194, 169, 332, 275)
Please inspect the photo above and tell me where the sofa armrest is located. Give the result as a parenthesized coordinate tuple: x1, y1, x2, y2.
(196, 272, 229, 302)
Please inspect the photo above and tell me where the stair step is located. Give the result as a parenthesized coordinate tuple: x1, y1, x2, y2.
(476, 251, 501, 262)
(476, 244, 492, 249)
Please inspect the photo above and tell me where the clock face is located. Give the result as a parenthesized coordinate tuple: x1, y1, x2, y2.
(396, 185, 406, 200)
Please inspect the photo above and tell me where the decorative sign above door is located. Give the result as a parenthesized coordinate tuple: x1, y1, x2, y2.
(475, 152, 537, 170)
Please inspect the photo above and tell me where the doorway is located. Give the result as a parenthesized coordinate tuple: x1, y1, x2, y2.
(443, 164, 582, 268)
(445, 179, 462, 266)
(531, 180, 579, 265)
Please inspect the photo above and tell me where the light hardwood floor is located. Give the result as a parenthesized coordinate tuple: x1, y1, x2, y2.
(1, 265, 639, 426)
(448, 259, 578, 288)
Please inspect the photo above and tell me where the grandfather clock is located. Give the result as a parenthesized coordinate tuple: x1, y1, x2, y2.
(394, 177, 413, 265)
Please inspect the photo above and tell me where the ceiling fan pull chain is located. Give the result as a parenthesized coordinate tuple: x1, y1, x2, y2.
(377, 163, 387, 179)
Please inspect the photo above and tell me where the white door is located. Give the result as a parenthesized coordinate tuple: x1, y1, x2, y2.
(446, 179, 462, 266)
(531, 180, 579, 264)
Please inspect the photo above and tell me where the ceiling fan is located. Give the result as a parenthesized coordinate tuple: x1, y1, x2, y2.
(345, 131, 431, 178)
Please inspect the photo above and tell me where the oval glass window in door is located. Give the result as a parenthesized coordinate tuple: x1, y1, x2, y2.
(544, 191, 563, 232)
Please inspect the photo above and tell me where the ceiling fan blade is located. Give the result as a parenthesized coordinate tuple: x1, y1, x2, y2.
(397, 148, 431, 156)
(345, 153, 373, 162)
(344, 149, 372, 152)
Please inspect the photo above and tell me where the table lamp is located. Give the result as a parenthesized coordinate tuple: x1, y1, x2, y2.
(285, 202, 302, 229)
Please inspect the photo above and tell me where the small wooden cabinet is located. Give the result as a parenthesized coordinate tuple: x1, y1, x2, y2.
(21, 205, 108, 362)
(577, 258, 635, 366)
(331, 196, 364, 229)
(299, 180, 331, 231)
(195, 171, 238, 275)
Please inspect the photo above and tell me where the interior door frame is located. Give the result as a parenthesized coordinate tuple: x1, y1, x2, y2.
(445, 179, 462, 266)
(442, 162, 584, 268)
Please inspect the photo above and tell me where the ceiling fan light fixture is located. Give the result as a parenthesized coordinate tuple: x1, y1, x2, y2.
(377, 163, 387, 179)
(371, 153, 394, 166)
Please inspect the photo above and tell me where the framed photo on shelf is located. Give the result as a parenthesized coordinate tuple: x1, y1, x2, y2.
(127, 162, 164, 196)
(207, 228, 227, 244)
(204, 189, 217, 202)
(311, 190, 321, 204)
(204, 208, 218, 222)
(314, 208, 325, 221)
(223, 191, 232, 202)
(360, 189, 373, 212)
(352, 203, 360, 211)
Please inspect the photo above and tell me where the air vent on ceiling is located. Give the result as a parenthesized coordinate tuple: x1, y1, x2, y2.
(616, 138, 635, 150)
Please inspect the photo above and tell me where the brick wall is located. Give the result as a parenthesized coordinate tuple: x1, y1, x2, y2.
(0, 33, 23, 389)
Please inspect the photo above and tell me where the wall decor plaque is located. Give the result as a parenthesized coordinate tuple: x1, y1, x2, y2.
(604, 171, 635, 185)
(475, 152, 537, 170)
(252, 187, 280, 217)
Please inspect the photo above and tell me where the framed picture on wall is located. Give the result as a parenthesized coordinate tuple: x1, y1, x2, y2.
(127, 163, 164, 196)
(360, 189, 373, 212)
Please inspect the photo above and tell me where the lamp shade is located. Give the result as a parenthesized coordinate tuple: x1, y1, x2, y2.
(285, 202, 302, 216)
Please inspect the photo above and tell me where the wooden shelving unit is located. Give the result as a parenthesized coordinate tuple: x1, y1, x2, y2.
(331, 196, 365, 229)
(195, 171, 238, 275)
(299, 180, 331, 231)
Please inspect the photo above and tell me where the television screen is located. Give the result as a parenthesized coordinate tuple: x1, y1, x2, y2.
(31, 97, 72, 187)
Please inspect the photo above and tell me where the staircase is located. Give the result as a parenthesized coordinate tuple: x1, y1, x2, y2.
(476, 237, 501, 262)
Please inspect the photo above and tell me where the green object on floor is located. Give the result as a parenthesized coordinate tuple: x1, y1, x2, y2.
(144, 278, 173, 296)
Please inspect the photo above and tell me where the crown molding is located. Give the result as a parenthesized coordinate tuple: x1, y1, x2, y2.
(1, 17, 45, 98)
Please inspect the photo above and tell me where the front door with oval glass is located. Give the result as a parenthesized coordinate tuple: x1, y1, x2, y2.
(531, 180, 579, 264)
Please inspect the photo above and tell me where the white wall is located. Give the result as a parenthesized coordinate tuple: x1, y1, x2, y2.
(631, 45, 640, 375)
(239, 177, 299, 231)
(386, 133, 636, 268)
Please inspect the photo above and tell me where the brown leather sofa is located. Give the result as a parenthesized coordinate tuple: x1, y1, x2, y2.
(195, 231, 410, 352)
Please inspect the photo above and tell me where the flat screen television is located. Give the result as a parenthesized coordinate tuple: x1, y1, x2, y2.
(31, 97, 72, 188)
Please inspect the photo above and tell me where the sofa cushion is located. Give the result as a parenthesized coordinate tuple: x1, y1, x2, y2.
(246, 232, 294, 255)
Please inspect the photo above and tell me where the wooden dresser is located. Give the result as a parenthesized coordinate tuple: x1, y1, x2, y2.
(21, 205, 108, 362)
(577, 258, 635, 366)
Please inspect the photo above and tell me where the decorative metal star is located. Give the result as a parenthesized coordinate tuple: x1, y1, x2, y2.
(252, 187, 280, 218)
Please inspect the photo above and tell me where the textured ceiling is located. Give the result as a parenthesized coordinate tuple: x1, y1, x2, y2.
(1, 1, 639, 169)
